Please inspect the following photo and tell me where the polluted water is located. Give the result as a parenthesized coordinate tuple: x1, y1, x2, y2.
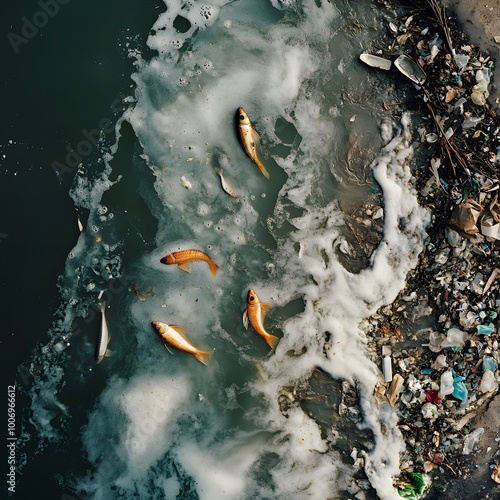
(21, 1, 434, 499)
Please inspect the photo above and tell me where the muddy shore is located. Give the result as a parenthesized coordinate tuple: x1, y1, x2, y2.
(365, 1, 500, 498)
(444, 0, 500, 110)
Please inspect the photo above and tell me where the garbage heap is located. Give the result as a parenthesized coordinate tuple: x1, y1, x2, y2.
(359, 0, 500, 496)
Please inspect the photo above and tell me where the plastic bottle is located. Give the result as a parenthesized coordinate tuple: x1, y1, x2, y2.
(439, 369, 454, 397)
(382, 355, 393, 382)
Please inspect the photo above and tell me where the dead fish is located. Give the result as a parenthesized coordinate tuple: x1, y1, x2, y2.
(160, 249, 219, 276)
(217, 170, 239, 198)
(236, 107, 270, 179)
(151, 321, 212, 365)
(75, 208, 83, 232)
(243, 289, 279, 350)
(96, 303, 111, 363)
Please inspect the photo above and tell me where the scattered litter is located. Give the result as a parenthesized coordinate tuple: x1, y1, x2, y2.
(387, 374, 404, 406)
(462, 427, 484, 455)
(359, 52, 392, 70)
(180, 176, 192, 189)
(394, 54, 426, 85)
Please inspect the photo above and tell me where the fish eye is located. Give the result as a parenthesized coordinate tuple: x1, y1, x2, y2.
(239, 114, 245, 121)
(155, 325, 161, 331)
(250, 296, 255, 301)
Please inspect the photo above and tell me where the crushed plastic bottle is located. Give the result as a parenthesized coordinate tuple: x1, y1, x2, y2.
(439, 369, 454, 397)
(462, 427, 484, 455)
(441, 327, 468, 348)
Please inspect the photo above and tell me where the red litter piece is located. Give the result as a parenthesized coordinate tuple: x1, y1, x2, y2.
(426, 389, 441, 405)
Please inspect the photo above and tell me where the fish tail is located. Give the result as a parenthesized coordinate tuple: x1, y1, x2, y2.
(264, 333, 280, 350)
(256, 159, 270, 179)
(208, 259, 219, 276)
(194, 349, 213, 366)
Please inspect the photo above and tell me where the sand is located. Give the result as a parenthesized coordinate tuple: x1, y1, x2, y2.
(443, 0, 500, 111)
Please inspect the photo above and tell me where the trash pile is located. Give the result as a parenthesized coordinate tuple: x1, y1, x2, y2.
(359, 0, 500, 496)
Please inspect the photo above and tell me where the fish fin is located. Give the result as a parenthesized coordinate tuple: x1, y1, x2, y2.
(172, 325, 186, 338)
(208, 259, 219, 276)
(194, 350, 213, 366)
(259, 303, 271, 322)
(105, 349, 113, 358)
(162, 340, 174, 355)
(178, 263, 192, 273)
(265, 334, 280, 350)
(170, 325, 189, 341)
(243, 310, 248, 329)
(251, 128, 261, 141)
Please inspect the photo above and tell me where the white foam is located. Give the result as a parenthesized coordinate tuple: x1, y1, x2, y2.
(24, 1, 431, 498)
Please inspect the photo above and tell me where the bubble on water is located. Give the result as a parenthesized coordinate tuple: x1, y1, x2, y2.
(91, 225, 99, 233)
(69, 298, 78, 306)
(92, 258, 99, 265)
(200, 6, 212, 20)
(203, 60, 213, 70)
(97, 205, 108, 215)
(261, 193, 266, 198)
(179, 77, 189, 86)
(223, 19, 231, 28)
(86, 283, 96, 291)
(207, 245, 212, 250)
(99, 216, 107, 222)
(68, 252, 75, 259)
(205, 221, 213, 228)
(108, 213, 114, 220)
(171, 40, 183, 49)
(250, 195, 256, 201)
(216, 288, 223, 296)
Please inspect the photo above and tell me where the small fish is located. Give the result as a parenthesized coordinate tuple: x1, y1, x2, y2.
(75, 208, 83, 232)
(160, 249, 219, 276)
(151, 321, 212, 365)
(216, 170, 239, 198)
(243, 289, 279, 350)
(96, 303, 111, 363)
(236, 107, 270, 179)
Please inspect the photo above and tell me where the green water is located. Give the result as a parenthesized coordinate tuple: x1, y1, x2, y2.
(2, 1, 430, 499)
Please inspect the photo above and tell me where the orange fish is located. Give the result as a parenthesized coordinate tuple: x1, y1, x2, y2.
(236, 107, 270, 179)
(242, 289, 279, 350)
(160, 249, 219, 276)
(151, 321, 212, 366)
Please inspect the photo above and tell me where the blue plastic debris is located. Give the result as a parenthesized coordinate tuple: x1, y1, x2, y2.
(483, 356, 498, 372)
(477, 324, 494, 335)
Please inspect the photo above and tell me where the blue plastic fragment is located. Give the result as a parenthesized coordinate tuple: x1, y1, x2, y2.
(421, 368, 435, 375)
(483, 356, 498, 372)
(477, 324, 494, 335)
(451, 371, 468, 401)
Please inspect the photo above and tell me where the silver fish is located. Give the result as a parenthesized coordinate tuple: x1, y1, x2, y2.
(95, 302, 111, 363)
(216, 170, 239, 198)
